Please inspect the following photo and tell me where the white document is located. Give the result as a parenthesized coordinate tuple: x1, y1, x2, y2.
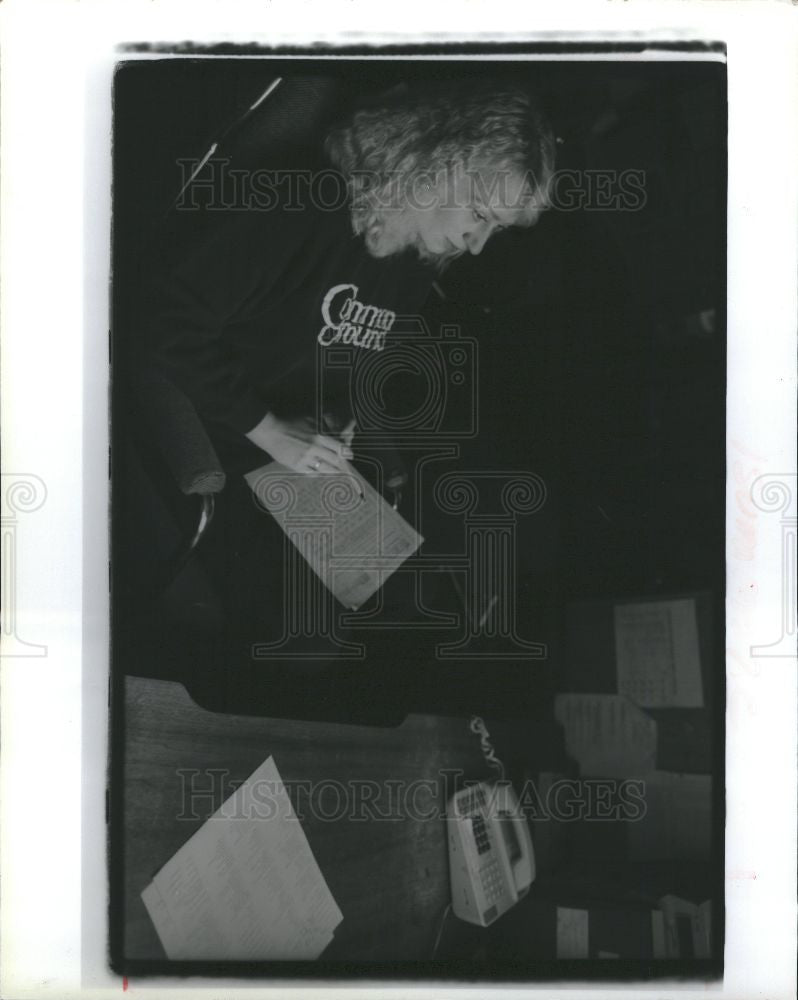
(628, 771, 712, 861)
(614, 598, 703, 707)
(554, 693, 657, 778)
(245, 462, 423, 609)
(141, 756, 342, 960)
(556, 907, 589, 959)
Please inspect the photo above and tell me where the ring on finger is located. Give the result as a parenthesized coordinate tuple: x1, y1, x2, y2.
(311, 459, 320, 471)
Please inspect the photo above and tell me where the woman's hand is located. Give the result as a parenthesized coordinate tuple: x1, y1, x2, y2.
(245, 412, 356, 476)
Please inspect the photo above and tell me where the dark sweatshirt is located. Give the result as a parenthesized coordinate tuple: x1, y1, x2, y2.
(139, 174, 435, 472)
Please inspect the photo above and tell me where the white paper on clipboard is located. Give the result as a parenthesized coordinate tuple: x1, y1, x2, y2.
(245, 461, 423, 609)
(614, 598, 703, 708)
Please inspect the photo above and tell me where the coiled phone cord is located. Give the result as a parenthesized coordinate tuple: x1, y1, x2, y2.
(468, 715, 506, 783)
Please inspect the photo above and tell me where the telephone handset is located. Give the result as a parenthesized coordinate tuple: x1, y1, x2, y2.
(447, 781, 535, 927)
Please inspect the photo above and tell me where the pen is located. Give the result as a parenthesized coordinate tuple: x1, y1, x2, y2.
(340, 419, 364, 502)
(321, 413, 363, 500)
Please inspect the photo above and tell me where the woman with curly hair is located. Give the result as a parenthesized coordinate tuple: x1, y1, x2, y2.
(145, 79, 555, 477)
(326, 82, 555, 266)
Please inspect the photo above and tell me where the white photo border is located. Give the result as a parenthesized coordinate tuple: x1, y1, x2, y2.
(1, 1, 796, 998)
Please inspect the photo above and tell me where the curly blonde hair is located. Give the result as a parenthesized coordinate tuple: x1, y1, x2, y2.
(325, 81, 556, 259)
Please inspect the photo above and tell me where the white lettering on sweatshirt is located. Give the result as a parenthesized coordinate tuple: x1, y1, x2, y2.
(317, 283, 395, 351)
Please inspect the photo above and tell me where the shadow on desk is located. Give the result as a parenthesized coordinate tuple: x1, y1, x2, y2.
(114, 591, 559, 726)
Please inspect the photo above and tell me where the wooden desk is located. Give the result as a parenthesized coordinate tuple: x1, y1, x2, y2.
(120, 675, 487, 962)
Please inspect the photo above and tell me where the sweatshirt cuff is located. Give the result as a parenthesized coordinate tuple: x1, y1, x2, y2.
(225, 392, 271, 436)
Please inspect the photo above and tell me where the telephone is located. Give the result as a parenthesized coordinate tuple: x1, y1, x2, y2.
(447, 781, 535, 927)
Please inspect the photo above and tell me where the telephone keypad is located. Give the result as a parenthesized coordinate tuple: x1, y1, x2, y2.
(458, 786, 506, 906)
(471, 814, 491, 855)
(456, 785, 488, 817)
(481, 858, 503, 904)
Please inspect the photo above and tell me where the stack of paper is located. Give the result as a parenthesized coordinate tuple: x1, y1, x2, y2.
(554, 693, 658, 778)
(556, 906, 590, 958)
(141, 757, 343, 960)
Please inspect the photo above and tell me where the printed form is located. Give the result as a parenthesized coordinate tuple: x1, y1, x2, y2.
(245, 462, 423, 610)
(141, 756, 343, 960)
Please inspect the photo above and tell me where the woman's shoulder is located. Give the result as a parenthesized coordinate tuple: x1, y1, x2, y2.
(154, 148, 354, 265)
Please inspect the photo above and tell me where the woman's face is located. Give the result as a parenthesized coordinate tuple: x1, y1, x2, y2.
(369, 162, 542, 264)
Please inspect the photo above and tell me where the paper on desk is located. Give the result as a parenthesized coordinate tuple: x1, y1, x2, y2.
(556, 907, 589, 959)
(141, 756, 342, 960)
(614, 598, 703, 708)
(554, 693, 657, 778)
(142, 879, 335, 960)
(628, 771, 712, 861)
(245, 462, 423, 609)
